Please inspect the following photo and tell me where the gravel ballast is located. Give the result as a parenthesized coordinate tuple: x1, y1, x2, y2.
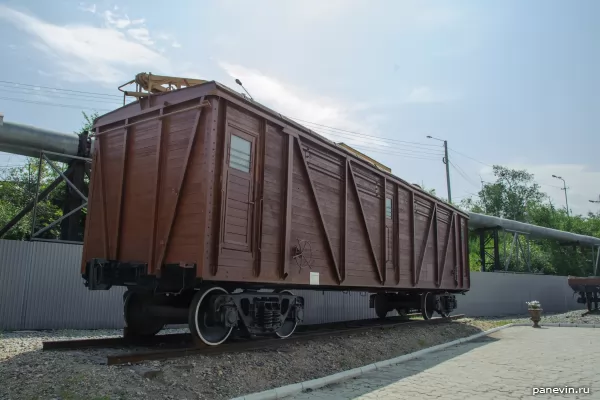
(463, 309, 600, 330)
(0, 311, 592, 400)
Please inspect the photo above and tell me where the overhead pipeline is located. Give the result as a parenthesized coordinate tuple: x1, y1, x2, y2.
(0, 118, 85, 163)
(468, 212, 600, 247)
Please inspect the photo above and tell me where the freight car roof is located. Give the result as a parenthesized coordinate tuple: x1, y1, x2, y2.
(93, 80, 467, 217)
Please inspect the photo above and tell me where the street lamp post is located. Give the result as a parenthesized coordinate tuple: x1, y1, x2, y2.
(427, 135, 451, 203)
(552, 174, 569, 217)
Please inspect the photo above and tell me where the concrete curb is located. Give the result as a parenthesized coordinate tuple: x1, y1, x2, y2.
(230, 323, 511, 400)
(230, 322, 597, 400)
(511, 322, 599, 328)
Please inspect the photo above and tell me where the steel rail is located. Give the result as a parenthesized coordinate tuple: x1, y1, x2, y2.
(42, 332, 191, 351)
(106, 314, 465, 365)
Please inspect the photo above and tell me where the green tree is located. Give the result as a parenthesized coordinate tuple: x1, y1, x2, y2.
(417, 184, 444, 201)
(0, 158, 66, 239)
(459, 165, 600, 276)
(460, 165, 545, 222)
(77, 111, 97, 137)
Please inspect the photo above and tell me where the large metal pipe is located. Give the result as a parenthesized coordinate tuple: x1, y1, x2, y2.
(468, 212, 600, 247)
(0, 119, 81, 160)
(0, 143, 75, 163)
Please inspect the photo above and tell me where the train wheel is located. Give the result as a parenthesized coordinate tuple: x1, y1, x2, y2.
(420, 292, 434, 320)
(188, 286, 233, 346)
(274, 290, 298, 339)
(123, 290, 165, 337)
(374, 294, 388, 319)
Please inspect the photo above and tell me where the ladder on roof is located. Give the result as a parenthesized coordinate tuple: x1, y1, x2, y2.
(117, 72, 207, 104)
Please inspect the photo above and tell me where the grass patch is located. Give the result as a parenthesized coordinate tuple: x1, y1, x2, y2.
(455, 317, 516, 332)
(488, 320, 513, 328)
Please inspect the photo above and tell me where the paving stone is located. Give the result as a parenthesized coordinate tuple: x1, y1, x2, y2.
(285, 327, 598, 400)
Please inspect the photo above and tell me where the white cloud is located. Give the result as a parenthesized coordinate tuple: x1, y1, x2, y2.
(218, 62, 387, 148)
(156, 32, 182, 49)
(103, 10, 133, 29)
(78, 3, 96, 14)
(480, 163, 600, 217)
(0, 5, 171, 85)
(102, 10, 151, 46)
(37, 70, 53, 77)
(406, 86, 458, 104)
(127, 27, 154, 46)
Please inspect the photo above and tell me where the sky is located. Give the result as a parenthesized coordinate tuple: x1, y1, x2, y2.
(0, 0, 599, 216)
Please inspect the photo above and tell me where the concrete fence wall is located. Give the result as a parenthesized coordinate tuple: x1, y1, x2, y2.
(0, 240, 584, 331)
(456, 271, 581, 316)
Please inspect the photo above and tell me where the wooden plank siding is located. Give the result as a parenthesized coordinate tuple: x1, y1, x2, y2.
(82, 82, 469, 292)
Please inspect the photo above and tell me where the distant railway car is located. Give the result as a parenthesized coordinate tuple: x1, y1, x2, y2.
(82, 80, 471, 345)
(567, 276, 600, 312)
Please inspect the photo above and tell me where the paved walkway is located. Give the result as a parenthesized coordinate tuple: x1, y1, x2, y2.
(287, 326, 598, 400)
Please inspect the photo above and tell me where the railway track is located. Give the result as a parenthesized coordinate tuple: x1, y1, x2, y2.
(42, 314, 465, 365)
(42, 332, 192, 351)
(42, 314, 422, 351)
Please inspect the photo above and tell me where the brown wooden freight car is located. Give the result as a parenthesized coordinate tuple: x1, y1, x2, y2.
(82, 80, 470, 345)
